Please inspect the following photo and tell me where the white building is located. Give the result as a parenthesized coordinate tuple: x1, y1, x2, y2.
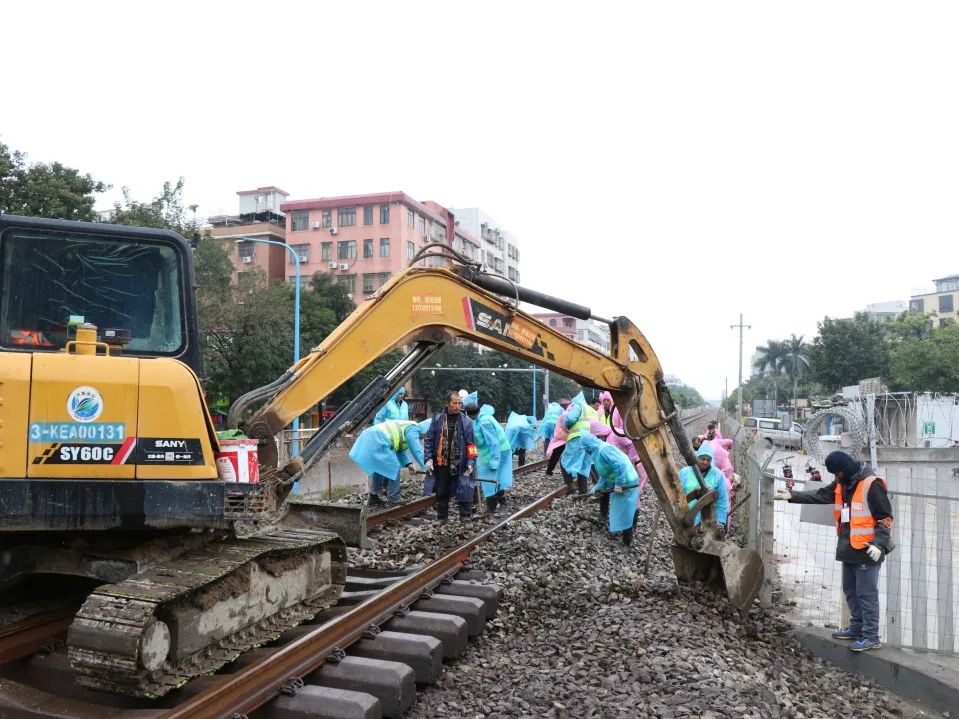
(531, 312, 610, 353)
(449, 207, 521, 283)
(864, 300, 906, 322)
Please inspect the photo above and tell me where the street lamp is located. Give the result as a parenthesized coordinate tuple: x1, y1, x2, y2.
(235, 238, 303, 468)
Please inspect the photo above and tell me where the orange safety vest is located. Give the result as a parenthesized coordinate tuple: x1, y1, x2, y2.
(833, 475, 886, 549)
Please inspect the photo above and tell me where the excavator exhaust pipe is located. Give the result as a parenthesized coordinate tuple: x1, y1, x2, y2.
(671, 542, 765, 610)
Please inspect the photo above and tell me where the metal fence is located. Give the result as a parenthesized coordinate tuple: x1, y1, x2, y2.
(724, 414, 959, 655)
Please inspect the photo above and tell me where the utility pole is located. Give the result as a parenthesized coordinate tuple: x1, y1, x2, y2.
(730, 313, 751, 420)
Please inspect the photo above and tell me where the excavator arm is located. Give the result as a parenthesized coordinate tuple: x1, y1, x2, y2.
(231, 258, 764, 608)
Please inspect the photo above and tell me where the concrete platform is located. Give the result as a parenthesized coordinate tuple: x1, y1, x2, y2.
(794, 626, 959, 714)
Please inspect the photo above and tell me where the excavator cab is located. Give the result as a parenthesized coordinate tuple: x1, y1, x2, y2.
(0, 214, 202, 372)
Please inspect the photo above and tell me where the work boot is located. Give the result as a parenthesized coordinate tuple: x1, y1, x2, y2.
(367, 493, 385, 506)
(831, 628, 861, 641)
(388, 498, 407, 506)
(577, 476, 589, 495)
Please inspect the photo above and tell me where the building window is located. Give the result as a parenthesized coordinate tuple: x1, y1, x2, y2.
(418, 216, 425, 234)
(338, 240, 356, 261)
(407, 210, 414, 227)
(507, 267, 517, 281)
(936, 278, 959, 293)
(562, 317, 575, 328)
(237, 240, 255, 260)
(380, 238, 390, 257)
(321, 242, 333, 261)
(288, 274, 308, 289)
(909, 298, 924, 314)
(291, 211, 309, 231)
(339, 274, 356, 294)
(406, 241, 415, 261)
(363, 272, 391, 293)
(291, 243, 309, 263)
(380, 204, 390, 223)
(322, 210, 332, 229)
(363, 206, 373, 225)
(939, 294, 954, 313)
(549, 318, 557, 327)
(338, 207, 356, 227)
(363, 239, 374, 258)
(494, 257, 504, 273)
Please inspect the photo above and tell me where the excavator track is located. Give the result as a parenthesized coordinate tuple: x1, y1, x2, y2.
(67, 529, 346, 698)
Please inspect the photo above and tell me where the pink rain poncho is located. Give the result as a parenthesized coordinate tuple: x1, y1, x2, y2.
(703, 436, 734, 497)
(597, 391, 649, 489)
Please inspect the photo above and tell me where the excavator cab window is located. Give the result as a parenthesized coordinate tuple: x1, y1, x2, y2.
(0, 227, 185, 356)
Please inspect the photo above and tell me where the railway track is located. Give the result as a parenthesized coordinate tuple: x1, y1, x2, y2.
(0, 411, 713, 719)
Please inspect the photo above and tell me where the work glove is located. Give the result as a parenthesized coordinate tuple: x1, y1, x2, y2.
(865, 544, 882, 562)
(774, 490, 792, 501)
(424, 460, 434, 473)
(613, 486, 624, 494)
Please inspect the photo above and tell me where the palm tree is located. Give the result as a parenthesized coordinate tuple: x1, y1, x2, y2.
(781, 334, 811, 408)
(753, 340, 786, 407)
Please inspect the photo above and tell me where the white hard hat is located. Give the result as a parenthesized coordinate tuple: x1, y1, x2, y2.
(458, 389, 468, 398)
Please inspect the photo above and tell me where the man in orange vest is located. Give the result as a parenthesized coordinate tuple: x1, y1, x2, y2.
(775, 450, 894, 652)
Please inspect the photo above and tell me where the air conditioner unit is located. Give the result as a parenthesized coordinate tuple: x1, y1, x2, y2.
(297, 254, 308, 262)
(329, 227, 338, 235)
(328, 261, 338, 269)
(338, 263, 349, 271)
(312, 222, 321, 230)
(241, 256, 253, 264)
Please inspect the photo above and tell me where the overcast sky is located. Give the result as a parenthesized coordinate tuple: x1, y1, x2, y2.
(6, 1, 958, 399)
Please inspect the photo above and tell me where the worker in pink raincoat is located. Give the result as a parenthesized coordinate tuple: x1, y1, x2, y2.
(598, 391, 649, 490)
(545, 397, 572, 476)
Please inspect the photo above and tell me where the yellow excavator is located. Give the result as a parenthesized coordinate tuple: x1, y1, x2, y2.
(0, 214, 762, 698)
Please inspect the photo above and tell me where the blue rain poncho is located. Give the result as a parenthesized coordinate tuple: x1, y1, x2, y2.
(581, 433, 640, 532)
(474, 405, 513, 498)
(505, 411, 538, 452)
(349, 420, 425, 480)
(561, 394, 598, 478)
(374, 388, 410, 425)
(678, 443, 729, 526)
(538, 402, 563, 443)
(463, 390, 479, 408)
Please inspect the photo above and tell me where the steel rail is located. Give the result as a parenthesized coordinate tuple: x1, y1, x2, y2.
(365, 458, 549, 529)
(0, 609, 76, 665)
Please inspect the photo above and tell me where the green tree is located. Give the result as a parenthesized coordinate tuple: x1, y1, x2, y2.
(752, 339, 786, 406)
(0, 141, 108, 220)
(809, 313, 891, 391)
(889, 322, 959, 392)
(107, 178, 194, 232)
(668, 384, 706, 408)
(781, 334, 811, 406)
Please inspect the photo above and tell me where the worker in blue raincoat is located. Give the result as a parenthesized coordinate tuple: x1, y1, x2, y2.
(678, 443, 730, 530)
(580, 433, 641, 547)
(349, 419, 426, 506)
(374, 387, 410, 424)
(505, 411, 538, 467)
(465, 403, 513, 513)
(561, 392, 599, 494)
(538, 401, 563, 446)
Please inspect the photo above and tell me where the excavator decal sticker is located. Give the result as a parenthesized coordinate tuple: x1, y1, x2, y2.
(411, 294, 443, 314)
(461, 297, 545, 356)
(32, 436, 136, 464)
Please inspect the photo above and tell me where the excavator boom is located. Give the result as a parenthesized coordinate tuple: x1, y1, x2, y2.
(233, 252, 764, 608)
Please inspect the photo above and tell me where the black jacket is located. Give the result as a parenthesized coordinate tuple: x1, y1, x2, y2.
(788, 462, 894, 564)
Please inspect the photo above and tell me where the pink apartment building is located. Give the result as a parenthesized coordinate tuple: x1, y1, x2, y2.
(279, 192, 481, 306)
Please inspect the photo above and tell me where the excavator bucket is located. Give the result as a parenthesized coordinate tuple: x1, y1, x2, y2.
(671, 543, 765, 610)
